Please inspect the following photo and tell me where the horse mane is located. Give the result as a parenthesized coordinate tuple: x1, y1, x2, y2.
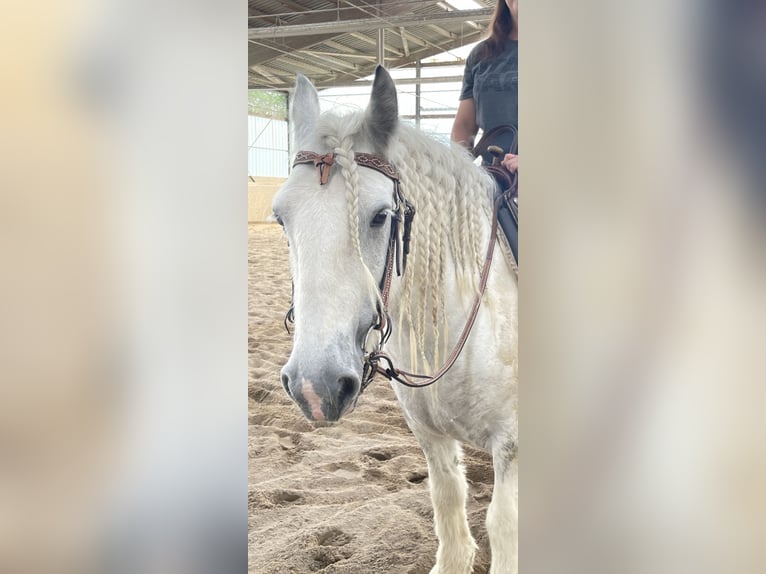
(314, 111, 495, 372)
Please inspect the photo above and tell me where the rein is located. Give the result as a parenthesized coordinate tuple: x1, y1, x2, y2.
(365, 195, 502, 389)
(288, 149, 501, 392)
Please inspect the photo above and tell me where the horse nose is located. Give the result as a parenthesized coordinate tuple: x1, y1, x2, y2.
(280, 370, 293, 400)
(280, 364, 360, 422)
(334, 374, 360, 418)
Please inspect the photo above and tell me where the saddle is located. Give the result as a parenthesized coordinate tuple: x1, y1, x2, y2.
(473, 125, 518, 269)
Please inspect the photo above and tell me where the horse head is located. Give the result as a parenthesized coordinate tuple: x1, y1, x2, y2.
(273, 67, 400, 422)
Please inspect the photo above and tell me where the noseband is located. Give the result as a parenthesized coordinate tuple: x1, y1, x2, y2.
(287, 149, 502, 393)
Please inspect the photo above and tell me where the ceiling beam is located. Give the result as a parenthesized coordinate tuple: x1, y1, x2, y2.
(249, 9, 493, 40)
(267, 55, 332, 76)
(348, 32, 404, 57)
(426, 23, 455, 40)
(399, 27, 410, 56)
(273, 0, 311, 14)
(251, 65, 285, 86)
(304, 50, 376, 60)
(249, 0, 439, 21)
(399, 28, 428, 49)
(314, 75, 464, 88)
(250, 57, 468, 89)
(416, 59, 467, 67)
(248, 1, 432, 66)
(303, 51, 359, 70)
(387, 28, 484, 69)
(249, 75, 466, 90)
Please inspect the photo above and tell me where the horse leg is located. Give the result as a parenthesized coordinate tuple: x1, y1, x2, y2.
(487, 441, 518, 574)
(420, 435, 476, 574)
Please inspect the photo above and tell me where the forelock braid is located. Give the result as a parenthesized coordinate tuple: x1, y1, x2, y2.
(328, 134, 382, 309)
(330, 136, 362, 257)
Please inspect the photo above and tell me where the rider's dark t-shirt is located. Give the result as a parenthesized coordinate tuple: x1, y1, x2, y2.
(459, 40, 518, 134)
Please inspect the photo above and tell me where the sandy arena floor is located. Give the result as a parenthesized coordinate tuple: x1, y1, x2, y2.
(248, 223, 493, 573)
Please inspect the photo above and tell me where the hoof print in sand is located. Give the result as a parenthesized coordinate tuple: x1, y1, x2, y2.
(273, 490, 301, 504)
(323, 461, 360, 479)
(362, 467, 386, 482)
(315, 527, 353, 547)
(308, 547, 343, 571)
(250, 488, 303, 508)
(249, 387, 272, 403)
(363, 448, 394, 462)
(406, 470, 428, 484)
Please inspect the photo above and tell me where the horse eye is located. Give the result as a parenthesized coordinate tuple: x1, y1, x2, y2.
(273, 213, 284, 227)
(370, 211, 389, 228)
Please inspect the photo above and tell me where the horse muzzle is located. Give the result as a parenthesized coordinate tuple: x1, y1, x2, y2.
(280, 363, 361, 423)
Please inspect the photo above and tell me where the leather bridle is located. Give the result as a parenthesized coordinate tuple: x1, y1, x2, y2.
(287, 149, 502, 393)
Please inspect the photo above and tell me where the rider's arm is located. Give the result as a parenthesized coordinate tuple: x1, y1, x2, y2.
(451, 98, 478, 150)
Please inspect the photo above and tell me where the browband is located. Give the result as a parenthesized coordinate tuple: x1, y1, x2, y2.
(292, 150, 400, 185)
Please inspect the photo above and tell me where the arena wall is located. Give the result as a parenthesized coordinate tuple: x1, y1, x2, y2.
(248, 176, 286, 223)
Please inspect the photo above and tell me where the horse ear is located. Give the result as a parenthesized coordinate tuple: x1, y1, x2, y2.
(291, 74, 320, 148)
(366, 66, 398, 151)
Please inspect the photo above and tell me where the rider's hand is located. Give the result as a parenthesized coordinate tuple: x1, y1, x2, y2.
(502, 153, 518, 173)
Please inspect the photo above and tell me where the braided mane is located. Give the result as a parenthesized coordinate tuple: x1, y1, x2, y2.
(314, 112, 495, 373)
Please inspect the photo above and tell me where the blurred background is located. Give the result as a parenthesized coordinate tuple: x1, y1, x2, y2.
(0, 1, 246, 573)
(522, 1, 766, 572)
(1, 0, 764, 572)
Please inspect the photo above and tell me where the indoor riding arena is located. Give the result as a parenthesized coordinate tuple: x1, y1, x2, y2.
(248, 2, 498, 572)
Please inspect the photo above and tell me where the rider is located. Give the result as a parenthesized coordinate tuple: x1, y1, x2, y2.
(451, 0, 518, 173)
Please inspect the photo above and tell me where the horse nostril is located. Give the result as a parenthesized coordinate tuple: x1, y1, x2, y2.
(281, 372, 293, 399)
(337, 375, 359, 407)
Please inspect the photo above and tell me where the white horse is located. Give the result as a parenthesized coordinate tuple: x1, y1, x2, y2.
(272, 67, 518, 574)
